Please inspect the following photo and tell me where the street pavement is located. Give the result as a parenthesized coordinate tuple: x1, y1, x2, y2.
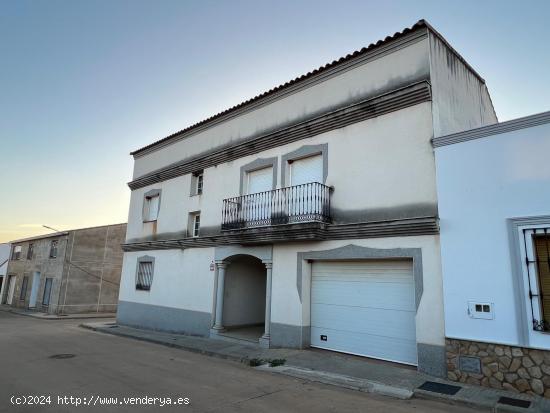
(0, 311, 480, 412)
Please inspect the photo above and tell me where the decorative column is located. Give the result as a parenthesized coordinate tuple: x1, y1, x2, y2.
(260, 261, 273, 348)
(212, 261, 227, 332)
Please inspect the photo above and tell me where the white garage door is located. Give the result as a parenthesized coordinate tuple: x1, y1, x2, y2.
(311, 260, 417, 365)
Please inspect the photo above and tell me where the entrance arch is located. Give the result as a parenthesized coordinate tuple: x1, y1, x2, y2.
(212, 246, 273, 347)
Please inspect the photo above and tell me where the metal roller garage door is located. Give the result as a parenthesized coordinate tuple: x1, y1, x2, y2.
(310, 260, 417, 365)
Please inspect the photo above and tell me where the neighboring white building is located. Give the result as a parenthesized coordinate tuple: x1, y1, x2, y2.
(118, 20, 496, 377)
(435, 111, 550, 395)
(0, 243, 10, 305)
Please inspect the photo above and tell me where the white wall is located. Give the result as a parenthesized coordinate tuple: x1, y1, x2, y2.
(0, 243, 9, 276)
(428, 32, 497, 138)
(126, 103, 436, 242)
(436, 122, 550, 347)
(119, 248, 215, 314)
(132, 37, 431, 179)
(0, 243, 10, 302)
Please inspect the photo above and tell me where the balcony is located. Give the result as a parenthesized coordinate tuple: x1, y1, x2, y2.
(222, 182, 332, 231)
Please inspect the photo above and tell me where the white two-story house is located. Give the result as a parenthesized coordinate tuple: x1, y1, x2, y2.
(118, 20, 497, 377)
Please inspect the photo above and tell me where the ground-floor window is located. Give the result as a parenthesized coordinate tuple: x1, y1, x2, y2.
(136, 260, 154, 291)
(521, 226, 550, 331)
(42, 278, 53, 306)
(20, 276, 29, 301)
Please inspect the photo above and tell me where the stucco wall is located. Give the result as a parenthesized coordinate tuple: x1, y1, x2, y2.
(132, 36, 431, 179)
(436, 122, 550, 348)
(119, 233, 444, 351)
(126, 103, 436, 243)
(428, 32, 497, 138)
(119, 248, 215, 315)
(0, 243, 9, 276)
(271, 235, 445, 348)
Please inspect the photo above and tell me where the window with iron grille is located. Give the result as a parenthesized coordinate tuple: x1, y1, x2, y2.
(20, 276, 29, 300)
(27, 243, 34, 260)
(49, 240, 58, 258)
(522, 227, 550, 331)
(136, 261, 154, 291)
(12, 246, 21, 260)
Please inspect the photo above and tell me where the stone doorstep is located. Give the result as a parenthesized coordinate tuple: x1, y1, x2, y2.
(80, 322, 550, 412)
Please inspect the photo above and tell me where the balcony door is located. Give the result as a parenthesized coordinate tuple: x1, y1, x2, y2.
(289, 155, 323, 219)
(245, 167, 273, 225)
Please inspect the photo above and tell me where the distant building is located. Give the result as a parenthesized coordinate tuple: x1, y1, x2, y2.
(0, 243, 10, 305)
(2, 223, 126, 314)
(435, 111, 550, 395)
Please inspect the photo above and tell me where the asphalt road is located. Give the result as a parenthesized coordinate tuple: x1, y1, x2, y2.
(0, 311, 478, 412)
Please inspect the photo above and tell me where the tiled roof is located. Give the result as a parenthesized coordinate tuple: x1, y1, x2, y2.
(131, 19, 483, 157)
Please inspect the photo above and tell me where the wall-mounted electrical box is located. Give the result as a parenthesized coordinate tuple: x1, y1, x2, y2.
(468, 301, 494, 320)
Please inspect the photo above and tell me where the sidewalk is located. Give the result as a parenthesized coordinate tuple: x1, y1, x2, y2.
(81, 320, 550, 412)
(0, 305, 116, 320)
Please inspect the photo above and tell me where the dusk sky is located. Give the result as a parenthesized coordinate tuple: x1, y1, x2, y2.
(1, 0, 549, 243)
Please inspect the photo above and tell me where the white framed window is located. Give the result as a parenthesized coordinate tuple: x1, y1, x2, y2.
(49, 240, 58, 258)
(144, 194, 160, 222)
(136, 260, 154, 291)
(192, 213, 201, 237)
(196, 173, 203, 195)
(190, 171, 204, 196)
(12, 246, 22, 260)
(509, 216, 550, 349)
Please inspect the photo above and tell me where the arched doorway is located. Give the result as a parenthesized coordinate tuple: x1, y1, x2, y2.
(211, 246, 273, 347)
(221, 255, 266, 342)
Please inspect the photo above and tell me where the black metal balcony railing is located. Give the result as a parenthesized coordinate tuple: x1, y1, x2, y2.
(222, 182, 332, 230)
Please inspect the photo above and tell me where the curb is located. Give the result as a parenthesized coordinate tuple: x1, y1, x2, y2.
(1, 307, 115, 320)
(259, 365, 414, 400)
(80, 323, 254, 365)
(80, 323, 548, 412)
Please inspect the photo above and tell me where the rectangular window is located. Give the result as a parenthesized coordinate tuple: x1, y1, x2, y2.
(196, 173, 203, 195)
(27, 243, 34, 260)
(50, 240, 58, 258)
(534, 234, 550, 329)
(136, 261, 154, 291)
(191, 171, 204, 196)
(12, 246, 21, 260)
(144, 194, 160, 222)
(20, 276, 29, 300)
(42, 278, 53, 305)
(193, 213, 201, 237)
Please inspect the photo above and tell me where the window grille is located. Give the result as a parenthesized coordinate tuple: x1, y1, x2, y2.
(522, 227, 550, 331)
(136, 261, 154, 291)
